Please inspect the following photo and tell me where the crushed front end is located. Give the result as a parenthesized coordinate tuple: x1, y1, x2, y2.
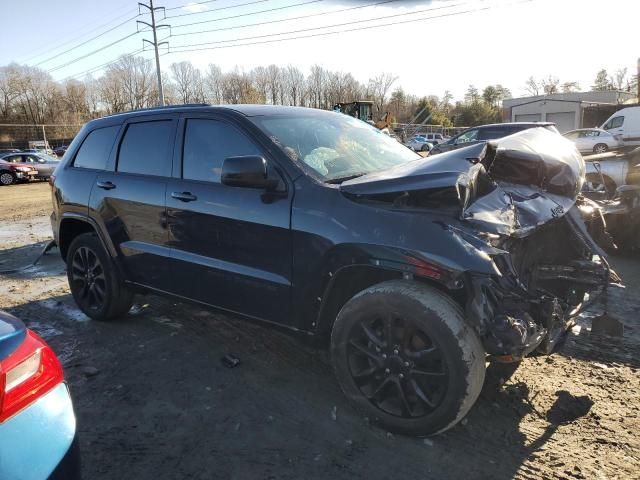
(457, 129, 618, 360)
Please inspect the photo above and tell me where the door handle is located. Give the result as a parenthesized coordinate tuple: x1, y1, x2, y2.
(171, 191, 197, 202)
(96, 181, 116, 190)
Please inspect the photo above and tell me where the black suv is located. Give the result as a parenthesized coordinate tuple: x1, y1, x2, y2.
(51, 105, 610, 436)
(430, 122, 559, 155)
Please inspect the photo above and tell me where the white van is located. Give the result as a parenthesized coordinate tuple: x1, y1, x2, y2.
(601, 106, 640, 147)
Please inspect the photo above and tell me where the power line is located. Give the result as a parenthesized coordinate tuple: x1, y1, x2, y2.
(171, 0, 323, 29)
(171, 0, 400, 37)
(59, 48, 146, 81)
(172, 0, 465, 48)
(33, 13, 141, 67)
(20, 7, 138, 64)
(166, 0, 217, 11)
(169, 2, 526, 53)
(166, 0, 269, 19)
(46, 31, 141, 74)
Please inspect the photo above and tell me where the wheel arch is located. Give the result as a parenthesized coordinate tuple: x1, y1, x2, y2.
(314, 262, 466, 344)
(58, 214, 117, 262)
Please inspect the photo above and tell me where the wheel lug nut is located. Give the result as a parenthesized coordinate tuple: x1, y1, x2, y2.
(399, 373, 404, 379)
(375, 347, 380, 352)
(382, 354, 387, 359)
(404, 361, 410, 367)
(385, 368, 390, 374)
(393, 349, 399, 355)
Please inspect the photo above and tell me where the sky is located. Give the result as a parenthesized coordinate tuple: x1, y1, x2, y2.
(1, 0, 638, 101)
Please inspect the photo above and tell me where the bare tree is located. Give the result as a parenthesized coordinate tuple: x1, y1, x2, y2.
(0, 64, 20, 119)
(283, 65, 305, 106)
(368, 72, 398, 115)
(203, 64, 223, 104)
(307, 65, 326, 109)
(251, 66, 269, 104)
(611, 68, 628, 90)
(265, 64, 282, 105)
(541, 75, 560, 95)
(561, 81, 580, 93)
(170, 61, 202, 104)
(525, 76, 540, 96)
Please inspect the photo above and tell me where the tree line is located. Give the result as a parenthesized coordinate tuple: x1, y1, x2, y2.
(0, 55, 636, 143)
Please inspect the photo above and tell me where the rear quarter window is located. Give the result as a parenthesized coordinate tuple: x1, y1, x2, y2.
(73, 126, 120, 170)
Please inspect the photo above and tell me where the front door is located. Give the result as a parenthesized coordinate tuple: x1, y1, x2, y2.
(166, 116, 293, 325)
(89, 116, 177, 291)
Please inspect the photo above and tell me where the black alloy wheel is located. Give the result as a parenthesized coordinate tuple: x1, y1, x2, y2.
(347, 315, 448, 418)
(70, 246, 107, 312)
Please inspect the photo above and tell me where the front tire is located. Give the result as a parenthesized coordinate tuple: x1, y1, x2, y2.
(0, 171, 16, 186)
(66, 233, 134, 321)
(330, 280, 485, 436)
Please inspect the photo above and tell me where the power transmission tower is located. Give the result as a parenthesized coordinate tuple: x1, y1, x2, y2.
(137, 0, 169, 106)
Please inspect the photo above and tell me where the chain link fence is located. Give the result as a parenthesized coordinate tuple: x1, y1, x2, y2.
(0, 124, 84, 150)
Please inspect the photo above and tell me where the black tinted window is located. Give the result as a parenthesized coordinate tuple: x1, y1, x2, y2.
(477, 128, 510, 140)
(183, 119, 261, 183)
(74, 126, 119, 170)
(118, 121, 173, 176)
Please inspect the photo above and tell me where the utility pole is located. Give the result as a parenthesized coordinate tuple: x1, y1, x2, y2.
(138, 0, 169, 106)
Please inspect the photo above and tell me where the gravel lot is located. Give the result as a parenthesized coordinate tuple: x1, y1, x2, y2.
(1, 182, 639, 480)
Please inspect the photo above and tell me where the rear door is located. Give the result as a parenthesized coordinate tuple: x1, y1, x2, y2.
(89, 115, 177, 291)
(166, 115, 293, 324)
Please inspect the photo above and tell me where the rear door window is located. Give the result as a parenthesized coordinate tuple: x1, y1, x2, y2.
(182, 119, 261, 183)
(74, 126, 119, 170)
(117, 121, 174, 177)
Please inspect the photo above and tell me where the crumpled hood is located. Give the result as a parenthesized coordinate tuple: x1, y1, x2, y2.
(341, 128, 585, 237)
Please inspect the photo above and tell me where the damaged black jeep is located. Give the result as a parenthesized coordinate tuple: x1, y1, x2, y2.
(51, 106, 616, 437)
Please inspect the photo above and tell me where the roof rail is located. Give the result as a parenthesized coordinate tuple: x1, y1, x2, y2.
(129, 103, 210, 113)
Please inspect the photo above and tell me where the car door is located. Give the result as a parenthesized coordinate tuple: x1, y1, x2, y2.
(574, 131, 591, 152)
(603, 115, 625, 141)
(89, 115, 176, 292)
(166, 115, 293, 324)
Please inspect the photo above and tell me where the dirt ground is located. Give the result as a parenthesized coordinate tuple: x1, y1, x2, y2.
(1, 182, 638, 480)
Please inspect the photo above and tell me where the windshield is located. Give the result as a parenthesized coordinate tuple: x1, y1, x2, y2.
(251, 112, 420, 182)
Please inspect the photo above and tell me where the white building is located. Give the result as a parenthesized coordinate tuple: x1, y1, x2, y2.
(502, 91, 637, 132)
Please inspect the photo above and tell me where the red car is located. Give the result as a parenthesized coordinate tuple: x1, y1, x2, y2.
(0, 158, 38, 186)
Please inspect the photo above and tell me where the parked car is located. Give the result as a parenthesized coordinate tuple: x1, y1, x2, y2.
(562, 128, 622, 154)
(51, 105, 610, 436)
(405, 136, 433, 152)
(600, 106, 640, 148)
(23, 148, 56, 157)
(430, 122, 559, 154)
(0, 310, 80, 479)
(415, 132, 445, 145)
(0, 159, 38, 185)
(1, 153, 60, 180)
(583, 146, 640, 197)
(54, 146, 68, 157)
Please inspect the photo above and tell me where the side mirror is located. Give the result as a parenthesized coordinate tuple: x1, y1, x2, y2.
(221, 155, 278, 190)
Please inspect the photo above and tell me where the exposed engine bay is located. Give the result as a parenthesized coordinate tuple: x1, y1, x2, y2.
(341, 128, 620, 360)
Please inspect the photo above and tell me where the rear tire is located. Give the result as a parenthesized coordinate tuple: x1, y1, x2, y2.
(0, 172, 16, 186)
(330, 280, 485, 436)
(66, 233, 134, 321)
(593, 143, 608, 154)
